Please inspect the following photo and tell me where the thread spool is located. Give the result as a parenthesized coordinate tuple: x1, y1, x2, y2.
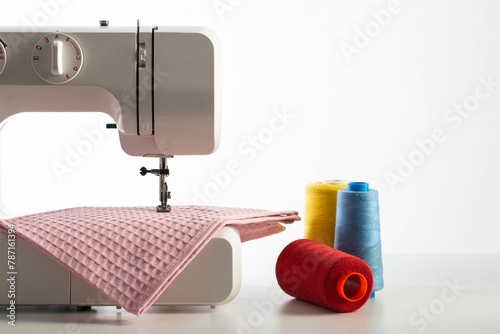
(304, 180, 348, 247)
(275, 239, 373, 312)
(335, 182, 383, 297)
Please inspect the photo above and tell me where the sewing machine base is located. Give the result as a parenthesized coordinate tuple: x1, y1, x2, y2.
(0, 226, 241, 310)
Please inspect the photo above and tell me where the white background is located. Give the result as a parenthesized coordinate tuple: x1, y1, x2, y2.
(1, 0, 500, 255)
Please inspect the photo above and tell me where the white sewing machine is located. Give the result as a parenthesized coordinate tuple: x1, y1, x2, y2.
(0, 21, 241, 310)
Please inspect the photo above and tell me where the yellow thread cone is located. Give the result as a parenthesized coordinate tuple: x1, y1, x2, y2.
(304, 180, 348, 247)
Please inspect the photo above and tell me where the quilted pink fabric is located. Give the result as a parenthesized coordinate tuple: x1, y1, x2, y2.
(0, 206, 300, 315)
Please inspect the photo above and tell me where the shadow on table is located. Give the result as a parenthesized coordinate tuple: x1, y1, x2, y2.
(12, 305, 128, 325)
(12, 304, 218, 325)
(278, 299, 339, 315)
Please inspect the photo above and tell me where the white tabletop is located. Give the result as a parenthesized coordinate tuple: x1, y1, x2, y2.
(1, 253, 499, 334)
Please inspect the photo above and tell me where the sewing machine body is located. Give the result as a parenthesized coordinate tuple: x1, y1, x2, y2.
(0, 24, 221, 156)
(0, 226, 241, 308)
(0, 23, 239, 309)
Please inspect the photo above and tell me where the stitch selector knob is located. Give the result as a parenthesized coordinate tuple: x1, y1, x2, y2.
(31, 33, 83, 84)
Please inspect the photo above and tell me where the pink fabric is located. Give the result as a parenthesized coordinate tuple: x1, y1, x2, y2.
(0, 206, 300, 316)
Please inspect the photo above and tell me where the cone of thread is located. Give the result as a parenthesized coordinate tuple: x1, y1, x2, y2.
(276, 239, 373, 313)
(335, 183, 384, 295)
(304, 181, 348, 247)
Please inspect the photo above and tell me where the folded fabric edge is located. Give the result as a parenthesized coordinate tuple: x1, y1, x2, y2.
(134, 216, 299, 314)
(230, 222, 286, 242)
(131, 218, 225, 315)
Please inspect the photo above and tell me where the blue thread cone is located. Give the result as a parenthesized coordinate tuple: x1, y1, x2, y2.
(334, 182, 384, 296)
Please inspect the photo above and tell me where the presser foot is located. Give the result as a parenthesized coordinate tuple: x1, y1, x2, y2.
(157, 204, 171, 212)
(141, 155, 173, 212)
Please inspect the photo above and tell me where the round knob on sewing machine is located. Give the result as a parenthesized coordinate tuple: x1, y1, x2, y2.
(31, 33, 83, 84)
(139, 167, 169, 176)
(0, 40, 6, 76)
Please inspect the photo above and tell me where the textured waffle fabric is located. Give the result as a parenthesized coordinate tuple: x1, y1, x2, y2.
(0, 206, 300, 315)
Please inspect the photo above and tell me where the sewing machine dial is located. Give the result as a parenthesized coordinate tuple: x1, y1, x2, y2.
(0, 41, 6, 76)
(31, 33, 83, 84)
